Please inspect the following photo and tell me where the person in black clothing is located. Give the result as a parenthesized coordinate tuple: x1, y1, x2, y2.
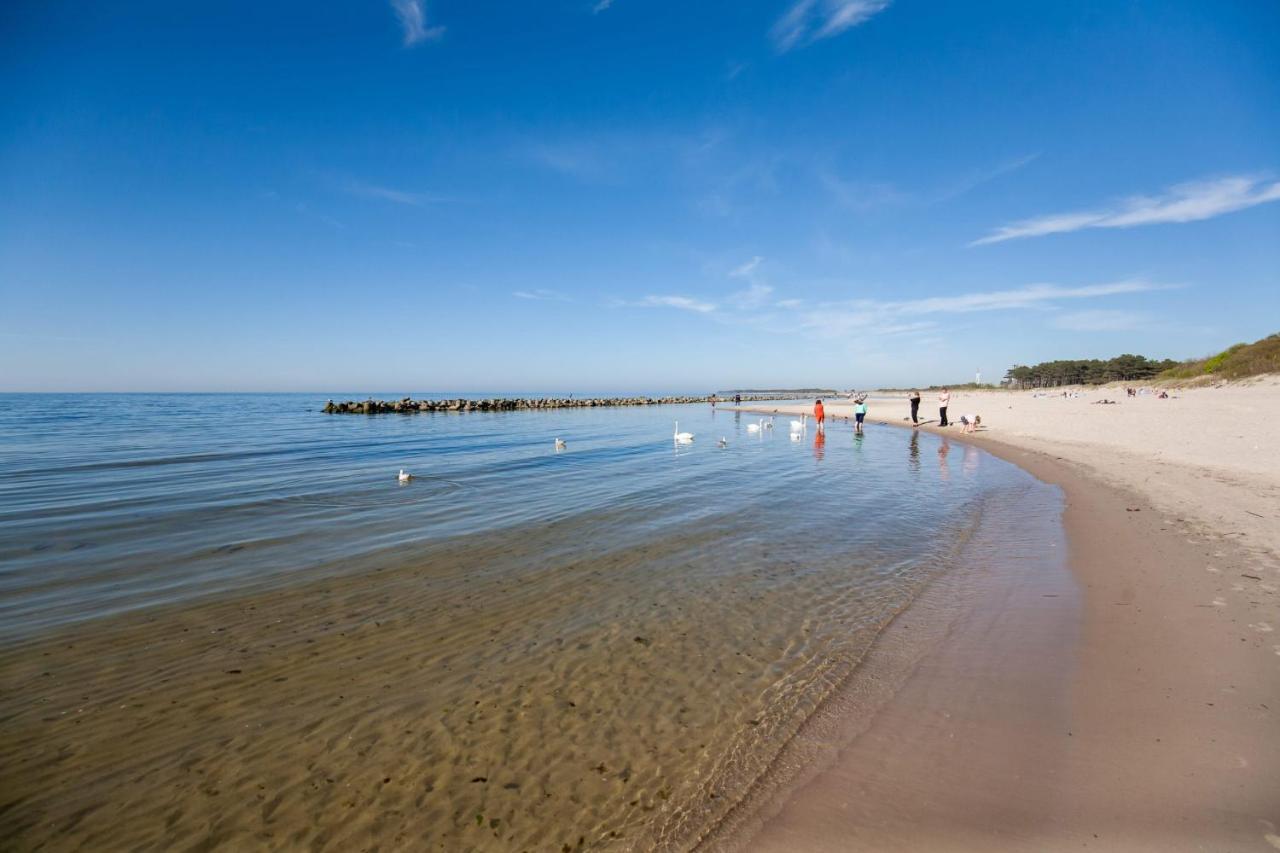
(908, 389, 921, 425)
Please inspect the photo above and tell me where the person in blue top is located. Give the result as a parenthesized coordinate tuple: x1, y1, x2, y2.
(853, 397, 868, 435)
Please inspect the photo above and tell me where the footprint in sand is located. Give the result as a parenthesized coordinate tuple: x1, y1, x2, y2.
(1264, 832, 1280, 850)
(1212, 597, 1227, 607)
(1248, 622, 1273, 633)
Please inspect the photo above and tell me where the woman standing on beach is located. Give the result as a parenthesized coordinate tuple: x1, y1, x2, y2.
(909, 390, 921, 425)
(938, 387, 951, 427)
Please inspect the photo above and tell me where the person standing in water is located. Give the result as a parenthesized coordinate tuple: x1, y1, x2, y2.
(813, 398, 826, 434)
(938, 387, 951, 427)
(909, 389, 921, 425)
(853, 397, 868, 435)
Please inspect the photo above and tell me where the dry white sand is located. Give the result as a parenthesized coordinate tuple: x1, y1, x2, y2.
(876, 378, 1280, 569)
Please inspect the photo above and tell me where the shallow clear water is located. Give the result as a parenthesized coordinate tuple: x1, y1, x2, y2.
(2, 393, 1013, 639)
(0, 393, 1056, 849)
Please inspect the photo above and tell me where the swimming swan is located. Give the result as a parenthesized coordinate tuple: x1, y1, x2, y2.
(398, 469, 413, 482)
(674, 421, 694, 443)
(789, 415, 807, 433)
(746, 418, 761, 433)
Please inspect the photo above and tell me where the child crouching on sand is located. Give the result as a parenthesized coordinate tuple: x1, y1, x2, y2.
(959, 414, 981, 434)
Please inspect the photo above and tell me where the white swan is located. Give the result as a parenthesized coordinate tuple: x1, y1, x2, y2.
(398, 469, 413, 482)
(746, 418, 761, 433)
(674, 421, 694, 444)
(789, 414, 807, 433)
(554, 438, 566, 450)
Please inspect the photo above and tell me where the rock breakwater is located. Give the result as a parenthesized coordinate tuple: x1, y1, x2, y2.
(322, 395, 783, 414)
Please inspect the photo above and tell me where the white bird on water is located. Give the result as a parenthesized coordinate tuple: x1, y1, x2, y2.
(718, 437, 728, 447)
(554, 438, 566, 450)
(398, 469, 413, 482)
(746, 418, 762, 433)
(674, 421, 694, 444)
(789, 414, 807, 433)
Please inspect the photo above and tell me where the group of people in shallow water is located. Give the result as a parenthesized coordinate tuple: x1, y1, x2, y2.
(808, 388, 981, 435)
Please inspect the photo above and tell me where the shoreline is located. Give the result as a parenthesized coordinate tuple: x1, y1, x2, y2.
(720, 400, 1280, 850)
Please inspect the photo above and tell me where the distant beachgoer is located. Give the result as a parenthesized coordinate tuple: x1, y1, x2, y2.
(854, 398, 868, 434)
(938, 388, 951, 427)
(959, 414, 981, 433)
(814, 399, 826, 433)
(734, 393, 742, 405)
(908, 390, 921, 425)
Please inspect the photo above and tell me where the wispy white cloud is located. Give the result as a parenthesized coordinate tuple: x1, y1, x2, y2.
(592, 0, 614, 13)
(1051, 310, 1148, 332)
(771, 0, 890, 53)
(632, 295, 717, 313)
(890, 280, 1167, 314)
(390, 0, 444, 46)
(799, 280, 1170, 338)
(729, 256, 763, 278)
(343, 179, 443, 207)
(730, 283, 775, 310)
(820, 153, 1038, 212)
(972, 175, 1280, 246)
(514, 289, 573, 302)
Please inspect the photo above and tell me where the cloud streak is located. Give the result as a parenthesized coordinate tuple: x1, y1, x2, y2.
(343, 179, 443, 207)
(771, 0, 890, 53)
(631, 295, 717, 313)
(972, 175, 1280, 245)
(800, 280, 1169, 337)
(390, 0, 444, 46)
(514, 289, 573, 302)
(1051, 310, 1148, 332)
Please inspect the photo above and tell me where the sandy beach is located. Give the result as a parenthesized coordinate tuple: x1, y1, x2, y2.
(719, 380, 1280, 851)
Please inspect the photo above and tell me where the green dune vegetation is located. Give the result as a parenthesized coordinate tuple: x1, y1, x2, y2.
(996, 332, 1280, 389)
(1157, 333, 1280, 381)
(1002, 354, 1179, 389)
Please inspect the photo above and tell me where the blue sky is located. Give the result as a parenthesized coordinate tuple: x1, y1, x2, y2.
(2, 0, 1277, 392)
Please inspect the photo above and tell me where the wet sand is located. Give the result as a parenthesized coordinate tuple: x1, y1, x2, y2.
(0, 469, 1012, 851)
(720, 403, 1280, 851)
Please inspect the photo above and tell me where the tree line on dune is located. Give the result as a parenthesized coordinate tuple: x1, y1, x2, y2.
(1002, 355, 1179, 388)
(1001, 333, 1278, 388)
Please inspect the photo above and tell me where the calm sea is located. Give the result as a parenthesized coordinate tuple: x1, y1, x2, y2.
(0, 393, 1063, 849)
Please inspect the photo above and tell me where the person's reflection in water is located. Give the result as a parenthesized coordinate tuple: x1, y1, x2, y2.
(813, 429, 826, 462)
(908, 430, 920, 476)
(937, 436, 951, 482)
(963, 443, 979, 476)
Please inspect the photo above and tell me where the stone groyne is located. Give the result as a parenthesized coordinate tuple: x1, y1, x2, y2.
(322, 395, 788, 414)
